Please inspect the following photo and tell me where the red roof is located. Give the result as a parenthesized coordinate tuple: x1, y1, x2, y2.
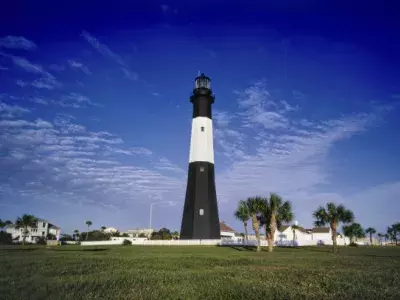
(220, 222, 237, 232)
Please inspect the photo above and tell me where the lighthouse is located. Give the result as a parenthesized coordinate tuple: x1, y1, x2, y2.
(180, 73, 221, 240)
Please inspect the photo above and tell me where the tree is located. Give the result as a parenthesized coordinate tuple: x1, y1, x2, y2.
(246, 196, 265, 252)
(85, 221, 92, 240)
(73, 229, 80, 241)
(384, 234, 389, 244)
(15, 214, 38, 245)
(111, 230, 121, 237)
(313, 203, 354, 253)
(377, 233, 383, 245)
(343, 223, 365, 244)
(171, 231, 179, 240)
(387, 223, 400, 245)
(259, 193, 294, 252)
(138, 233, 147, 238)
(101, 226, 106, 232)
(365, 227, 376, 245)
(151, 228, 172, 240)
(292, 223, 300, 246)
(234, 200, 250, 243)
(387, 227, 395, 244)
(0, 231, 12, 244)
(0, 219, 12, 230)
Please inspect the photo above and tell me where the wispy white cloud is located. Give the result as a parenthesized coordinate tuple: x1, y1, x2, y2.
(81, 31, 126, 67)
(16, 80, 29, 87)
(0, 118, 52, 128)
(60, 93, 102, 108)
(30, 97, 48, 105)
(154, 157, 185, 174)
(0, 111, 184, 209)
(160, 4, 170, 12)
(0, 36, 37, 50)
(214, 81, 389, 225)
(81, 31, 139, 82)
(68, 59, 91, 75)
(0, 101, 30, 118)
(121, 68, 139, 81)
(31, 76, 61, 89)
(0, 53, 61, 89)
(49, 64, 65, 72)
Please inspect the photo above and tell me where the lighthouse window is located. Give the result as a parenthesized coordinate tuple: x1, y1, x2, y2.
(200, 166, 204, 172)
(201, 126, 204, 132)
(199, 209, 204, 216)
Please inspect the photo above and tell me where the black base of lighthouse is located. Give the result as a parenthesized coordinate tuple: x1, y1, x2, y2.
(180, 162, 221, 239)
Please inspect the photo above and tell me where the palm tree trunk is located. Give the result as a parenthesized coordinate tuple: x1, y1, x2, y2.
(268, 215, 276, 253)
(251, 215, 260, 252)
(22, 226, 27, 245)
(370, 233, 372, 245)
(86, 226, 90, 240)
(243, 222, 248, 244)
(331, 223, 338, 253)
(292, 229, 295, 246)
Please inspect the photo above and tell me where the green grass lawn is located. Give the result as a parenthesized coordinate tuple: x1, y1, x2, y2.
(0, 245, 399, 300)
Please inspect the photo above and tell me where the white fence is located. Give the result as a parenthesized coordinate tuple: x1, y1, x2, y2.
(80, 237, 350, 247)
(80, 238, 222, 246)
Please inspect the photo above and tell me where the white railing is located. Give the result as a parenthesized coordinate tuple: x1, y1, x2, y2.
(79, 237, 351, 247)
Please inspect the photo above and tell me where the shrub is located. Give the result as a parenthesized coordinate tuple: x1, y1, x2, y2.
(122, 239, 132, 246)
(349, 242, 358, 247)
(0, 231, 12, 245)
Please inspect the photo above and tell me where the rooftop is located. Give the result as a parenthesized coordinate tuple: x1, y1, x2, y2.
(220, 221, 237, 232)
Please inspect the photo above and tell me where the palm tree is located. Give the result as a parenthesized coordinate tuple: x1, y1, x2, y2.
(234, 200, 250, 243)
(384, 233, 389, 244)
(387, 227, 395, 244)
(101, 226, 106, 232)
(389, 222, 400, 245)
(85, 221, 92, 240)
(246, 196, 265, 252)
(15, 214, 37, 245)
(377, 233, 383, 245)
(365, 227, 376, 245)
(291, 223, 300, 246)
(259, 193, 294, 252)
(73, 229, 79, 241)
(343, 223, 365, 244)
(313, 202, 354, 253)
(0, 219, 12, 231)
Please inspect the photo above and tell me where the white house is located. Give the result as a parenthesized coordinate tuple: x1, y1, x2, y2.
(220, 221, 243, 242)
(6, 218, 61, 244)
(124, 228, 154, 238)
(103, 227, 118, 234)
(247, 225, 350, 246)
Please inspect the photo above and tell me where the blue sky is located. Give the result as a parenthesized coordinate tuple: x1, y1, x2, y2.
(1, 1, 399, 234)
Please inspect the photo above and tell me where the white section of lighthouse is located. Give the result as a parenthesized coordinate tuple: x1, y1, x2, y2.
(189, 117, 214, 164)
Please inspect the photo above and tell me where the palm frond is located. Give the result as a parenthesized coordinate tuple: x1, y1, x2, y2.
(234, 200, 250, 222)
(277, 201, 294, 223)
(269, 193, 282, 213)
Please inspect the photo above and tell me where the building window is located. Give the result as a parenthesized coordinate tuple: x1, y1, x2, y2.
(42, 231, 45, 236)
(199, 209, 204, 216)
(42, 222, 46, 227)
(201, 126, 204, 132)
(200, 166, 204, 172)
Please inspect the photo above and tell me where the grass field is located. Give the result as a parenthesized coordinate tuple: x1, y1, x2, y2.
(0, 245, 399, 300)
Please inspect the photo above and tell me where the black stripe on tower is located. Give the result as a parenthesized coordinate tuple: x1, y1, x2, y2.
(190, 87, 215, 119)
(180, 162, 221, 239)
